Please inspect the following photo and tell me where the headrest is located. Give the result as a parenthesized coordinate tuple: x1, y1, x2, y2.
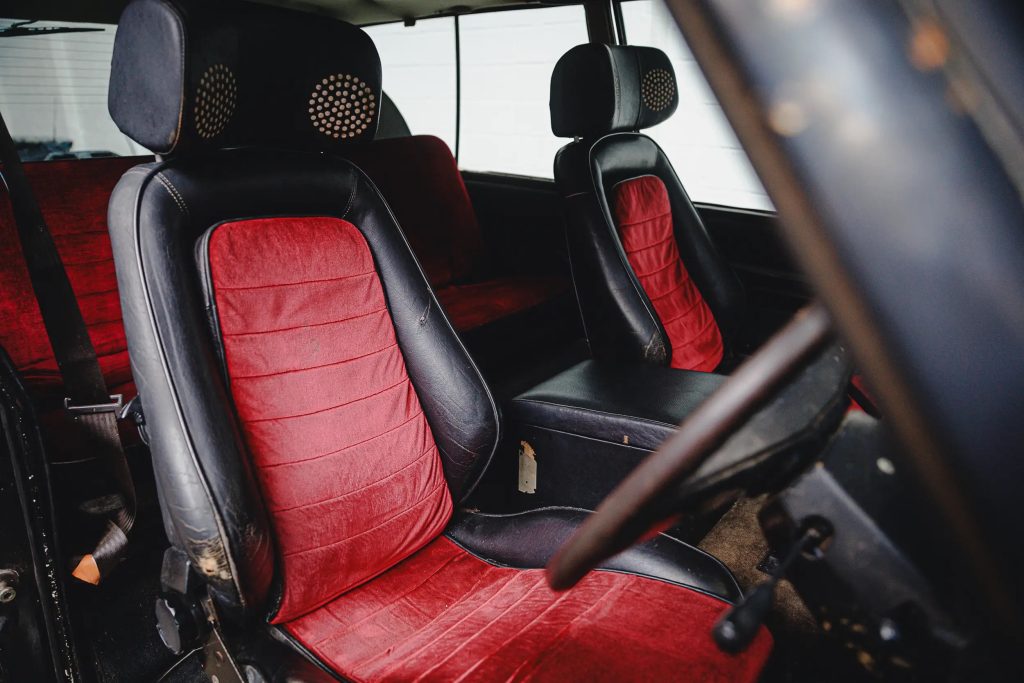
(109, 0, 381, 155)
(550, 44, 678, 138)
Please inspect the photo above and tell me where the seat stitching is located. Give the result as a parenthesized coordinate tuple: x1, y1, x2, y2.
(632, 258, 680, 279)
(241, 376, 408, 424)
(155, 173, 190, 218)
(446, 576, 577, 683)
(271, 443, 436, 513)
(616, 210, 672, 229)
(215, 269, 376, 291)
(644, 279, 688, 303)
(659, 295, 711, 327)
(260, 410, 422, 469)
(621, 233, 673, 253)
(517, 581, 628, 682)
(664, 314, 719, 348)
(369, 572, 525, 677)
(308, 551, 466, 648)
(281, 478, 447, 558)
(231, 341, 398, 380)
(222, 306, 386, 337)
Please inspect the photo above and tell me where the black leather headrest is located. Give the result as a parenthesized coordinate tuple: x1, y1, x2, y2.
(550, 44, 678, 138)
(109, 0, 381, 155)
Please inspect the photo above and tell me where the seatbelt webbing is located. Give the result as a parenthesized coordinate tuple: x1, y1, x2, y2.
(0, 111, 135, 584)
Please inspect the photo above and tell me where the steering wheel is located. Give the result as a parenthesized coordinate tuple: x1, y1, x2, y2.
(546, 304, 833, 591)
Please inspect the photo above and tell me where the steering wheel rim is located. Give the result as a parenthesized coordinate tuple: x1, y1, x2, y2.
(546, 304, 834, 591)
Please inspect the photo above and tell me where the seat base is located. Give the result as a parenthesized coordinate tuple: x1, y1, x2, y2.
(280, 509, 770, 683)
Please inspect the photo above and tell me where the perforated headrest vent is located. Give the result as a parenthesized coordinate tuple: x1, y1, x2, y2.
(641, 68, 675, 112)
(195, 64, 238, 139)
(550, 44, 679, 138)
(109, 0, 381, 154)
(308, 74, 377, 140)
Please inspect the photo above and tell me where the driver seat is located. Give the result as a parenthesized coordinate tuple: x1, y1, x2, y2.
(106, 1, 771, 680)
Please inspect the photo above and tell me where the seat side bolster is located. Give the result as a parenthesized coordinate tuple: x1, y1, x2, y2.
(556, 143, 669, 365)
(108, 163, 276, 614)
(344, 169, 501, 503)
(651, 142, 747, 344)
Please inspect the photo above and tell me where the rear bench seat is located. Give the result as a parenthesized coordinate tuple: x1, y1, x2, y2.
(344, 135, 570, 334)
(0, 156, 151, 458)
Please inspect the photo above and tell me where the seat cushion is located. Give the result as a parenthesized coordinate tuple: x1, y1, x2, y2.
(612, 174, 724, 372)
(435, 275, 568, 332)
(285, 534, 772, 682)
(202, 216, 453, 622)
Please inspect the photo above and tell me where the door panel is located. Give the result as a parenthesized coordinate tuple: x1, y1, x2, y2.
(696, 204, 811, 351)
(463, 171, 571, 281)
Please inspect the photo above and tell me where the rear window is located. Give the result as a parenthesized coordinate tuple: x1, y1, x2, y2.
(0, 19, 145, 161)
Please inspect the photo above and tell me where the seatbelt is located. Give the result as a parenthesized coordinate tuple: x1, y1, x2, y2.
(0, 111, 136, 585)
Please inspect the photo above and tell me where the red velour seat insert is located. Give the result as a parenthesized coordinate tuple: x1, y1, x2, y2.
(0, 157, 148, 399)
(286, 535, 773, 683)
(612, 175, 724, 372)
(206, 216, 452, 622)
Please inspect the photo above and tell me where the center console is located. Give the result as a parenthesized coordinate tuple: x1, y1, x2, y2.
(490, 347, 851, 539)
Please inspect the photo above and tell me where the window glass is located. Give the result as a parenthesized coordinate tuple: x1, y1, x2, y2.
(364, 18, 457, 152)
(458, 6, 588, 178)
(0, 19, 146, 161)
(620, 0, 773, 211)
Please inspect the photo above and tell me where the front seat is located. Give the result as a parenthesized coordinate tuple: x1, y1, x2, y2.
(106, 2, 771, 680)
(551, 44, 746, 372)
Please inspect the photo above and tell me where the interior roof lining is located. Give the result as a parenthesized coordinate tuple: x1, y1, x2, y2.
(3, 0, 580, 28)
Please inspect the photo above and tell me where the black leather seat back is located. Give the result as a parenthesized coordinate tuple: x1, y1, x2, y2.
(106, 0, 498, 615)
(550, 44, 745, 367)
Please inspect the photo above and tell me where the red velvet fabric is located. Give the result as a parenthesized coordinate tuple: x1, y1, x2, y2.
(435, 276, 567, 331)
(0, 157, 148, 400)
(345, 135, 483, 288)
(207, 217, 452, 622)
(0, 157, 149, 461)
(286, 536, 773, 683)
(613, 175, 724, 372)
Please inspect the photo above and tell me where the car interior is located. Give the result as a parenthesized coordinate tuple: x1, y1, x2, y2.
(1, 0, 1022, 682)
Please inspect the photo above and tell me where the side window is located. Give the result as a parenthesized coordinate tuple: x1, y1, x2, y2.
(0, 19, 145, 161)
(619, 0, 773, 211)
(363, 18, 458, 152)
(458, 6, 588, 178)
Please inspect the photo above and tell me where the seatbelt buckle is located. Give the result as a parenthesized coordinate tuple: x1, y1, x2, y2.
(63, 394, 124, 415)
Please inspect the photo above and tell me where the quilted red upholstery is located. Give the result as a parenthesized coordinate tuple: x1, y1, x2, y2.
(345, 135, 567, 332)
(0, 157, 148, 399)
(0, 157, 150, 460)
(613, 175, 723, 372)
(287, 536, 773, 683)
(206, 217, 452, 622)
